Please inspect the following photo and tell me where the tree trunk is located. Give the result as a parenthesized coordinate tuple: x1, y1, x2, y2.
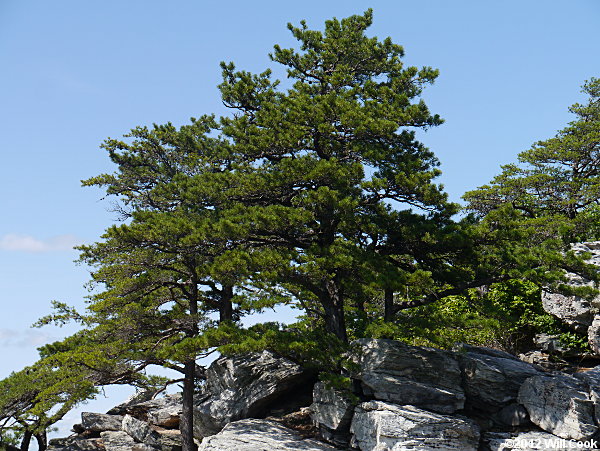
(219, 284, 234, 322)
(322, 280, 348, 343)
(180, 359, 197, 451)
(19, 431, 32, 451)
(35, 431, 47, 451)
(180, 291, 199, 451)
(384, 288, 394, 322)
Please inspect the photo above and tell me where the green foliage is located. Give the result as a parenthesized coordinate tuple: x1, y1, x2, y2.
(366, 295, 501, 349)
(364, 280, 588, 354)
(6, 14, 598, 447)
(196, 320, 347, 370)
(464, 78, 600, 241)
(212, 9, 461, 343)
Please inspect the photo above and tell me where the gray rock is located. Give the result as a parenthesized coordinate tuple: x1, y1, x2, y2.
(482, 431, 573, 450)
(541, 242, 600, 333)
(81, 412, 123, 432)
(154, 428, 182, 451)
(534, 334, 570, 354)
(542, 289, 593, 332)
(518, 351, 565, 372)
(350, 401, 480, 451)
(454, 344, 521, 361)
(573, 365, 600, 386)
(109, 393, 182, 429)
(47, 437, 104, 450)
(309, 382, 355, 446)
(457, 345, 540, 413)
(197, 418, 337, 450)
(574, 366, 600, 425)
(122, 414, 161, 446)
(518, 374, 597, 440)
(588, 316, 600, 354)
(491, 404, 530, 428)
(194, 350, 314, 438)
(131, 445, 159, 451)
(100, 431, 137, 451)
(353, 338, 465, 414)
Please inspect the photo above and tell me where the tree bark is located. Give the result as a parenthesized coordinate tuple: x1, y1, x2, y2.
(180, 291, 199, 451)
(384, 288, 394, 322)
(219, 284, 234, 322)
(19, 431, 32, 451)
(35, 431, 47, 451)
(180, 359, 197, 451)
(321, 280, 347, 343)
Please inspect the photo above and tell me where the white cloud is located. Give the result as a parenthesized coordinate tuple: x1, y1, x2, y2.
(0, 328, 55, 348)
(0, 234, 83, 252)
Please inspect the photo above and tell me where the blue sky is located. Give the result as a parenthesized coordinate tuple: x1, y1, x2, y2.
(1, 0, 599, 436)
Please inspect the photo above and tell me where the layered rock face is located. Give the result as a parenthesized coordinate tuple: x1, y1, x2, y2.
(197, 419, 337, 451)
(48, 394, 184, 451)
(193, 350, 316, 438)
(350, 401, 480, 451)
(48, 351, 318, 451)
(353, 338, 465, 414)
(49, 340, 600, 450)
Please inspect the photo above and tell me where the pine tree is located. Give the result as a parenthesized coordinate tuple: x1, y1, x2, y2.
(213, 10, 456, 341)
(77, 118, 284, 450)
(464, 78, 600, 241)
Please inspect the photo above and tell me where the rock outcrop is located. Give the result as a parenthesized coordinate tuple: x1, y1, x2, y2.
(518, 374, 597, 440)
(456, 344, 540, 416)
(309, 382, 356, 446)
(353, 338, 465, 414)
(351, 401, 480, 451)
(193, 350, 316, 438)
(49, 338, 600, 451)
(80, 412, 123, 432)
(541, 242, 600, 349)
(108, 393, 182, 429)
(49, 395, 183, 451)
(197, 419, 337, 450)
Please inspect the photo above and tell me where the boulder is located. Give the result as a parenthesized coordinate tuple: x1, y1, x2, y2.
(122, 414, 161, 446)
(353, 338, 465, 414)
(456, 345, 540, 414)
(81, 412, 123, 432)
(541, 242, 600, 333)
(481, 431, 573, 450)
(309, 382, 355, 446)
(99, 431, 137, 451)
(518, 374, 597, 440)
(193, 350, 315, 438)
(542, 290, 593, 333)
(588, 316, 600, 354)
(108, 393, 182, 428)
(197, 418, 337, 450)
(154, 428, 183, 451)
(47, 437, 104, 450)
(574, 365, 600, 423)
(350, 401, 480, 451)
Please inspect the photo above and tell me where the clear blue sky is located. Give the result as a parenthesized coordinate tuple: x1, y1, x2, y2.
(1, 0, 599, 435)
